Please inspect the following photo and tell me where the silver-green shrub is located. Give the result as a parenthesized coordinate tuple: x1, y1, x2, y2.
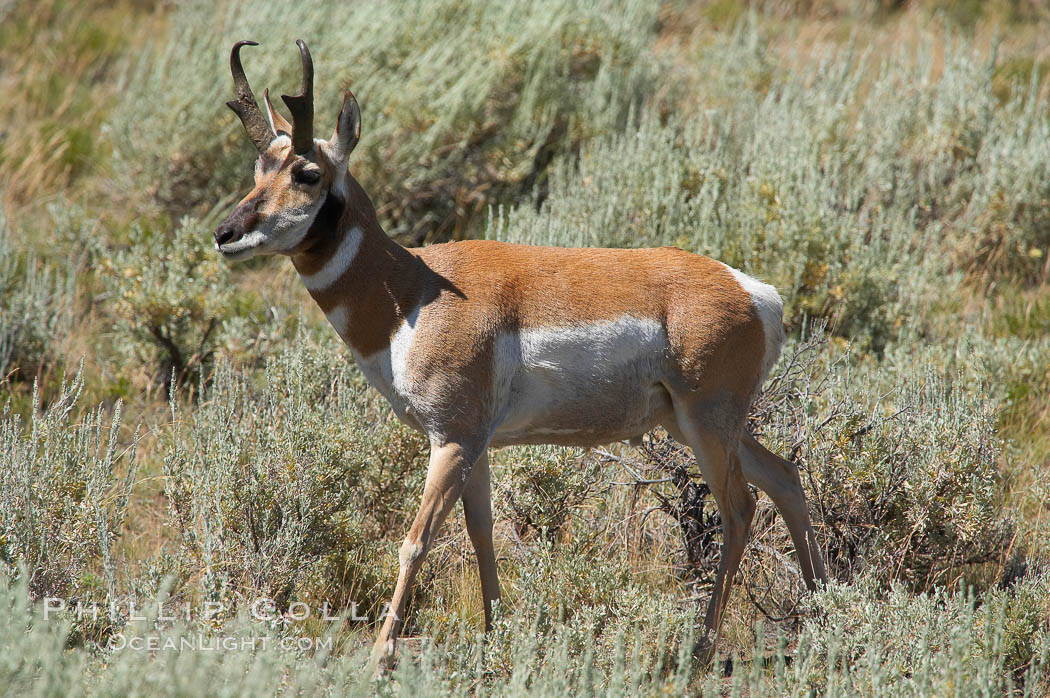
(0, 371, 137, 602)
(97, 217, 252, 395)
(787, 572, 1050, 696)
(163, 336, 428, 615)
(0, 210, 74, 383)
(492, 446, 604, 543)
(748, 330, 1011, 589)
(1, 568, 1046, 696)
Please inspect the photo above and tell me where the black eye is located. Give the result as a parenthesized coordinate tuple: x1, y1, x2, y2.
(293, 169, 321, 185)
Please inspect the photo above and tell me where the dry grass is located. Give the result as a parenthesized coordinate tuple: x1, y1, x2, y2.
(0, 0, 160, 219)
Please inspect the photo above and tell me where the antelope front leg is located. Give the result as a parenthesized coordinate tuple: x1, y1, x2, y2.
(373, 439, 482, 670)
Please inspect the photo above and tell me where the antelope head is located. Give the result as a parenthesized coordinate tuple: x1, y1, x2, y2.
(214, 40, 361, 260)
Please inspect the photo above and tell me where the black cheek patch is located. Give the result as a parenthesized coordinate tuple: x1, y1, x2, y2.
(303, 191, 346, 243)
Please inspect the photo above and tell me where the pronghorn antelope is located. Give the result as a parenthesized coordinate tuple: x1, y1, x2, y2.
(215, 39, 828, 665)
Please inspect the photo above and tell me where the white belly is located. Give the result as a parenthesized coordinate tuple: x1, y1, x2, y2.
(492, 316, 672, 445)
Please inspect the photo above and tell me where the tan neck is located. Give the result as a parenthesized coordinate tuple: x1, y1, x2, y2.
(291, 177, 428, 357)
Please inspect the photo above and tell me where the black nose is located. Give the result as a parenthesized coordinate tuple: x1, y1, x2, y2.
(214, 222, 242, 246)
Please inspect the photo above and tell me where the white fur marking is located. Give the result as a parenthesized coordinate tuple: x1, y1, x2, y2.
(217, 230, 267, 259)
(518, 316, 664, 375)
(299, 227, 363, 291)
(277, 196, 327, 253)
(353, 346, 397, 409)
(265, 107, 277, 137)
(724, 264, 785, 382)
(344, 303, 419, 425)
(323, 305, 350, 341)
(493, 315, 668, 438)
(390, 304, 421, 399)
(331, 171, 348, 200)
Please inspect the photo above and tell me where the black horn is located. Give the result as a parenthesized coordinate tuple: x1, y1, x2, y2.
(226, 40, 275, 152)
(281, 39, 315, 154)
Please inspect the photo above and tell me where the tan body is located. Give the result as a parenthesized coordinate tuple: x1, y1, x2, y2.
(215, 40, 828, 669)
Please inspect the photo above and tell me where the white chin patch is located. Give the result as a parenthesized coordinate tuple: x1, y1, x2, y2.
(217, 230, 267, 260)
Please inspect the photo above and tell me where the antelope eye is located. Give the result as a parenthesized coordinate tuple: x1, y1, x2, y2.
(293, 169, 321, 185)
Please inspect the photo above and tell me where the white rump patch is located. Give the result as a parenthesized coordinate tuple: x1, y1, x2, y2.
(299, 226, 363, 291)
(724, 264, 785, 383)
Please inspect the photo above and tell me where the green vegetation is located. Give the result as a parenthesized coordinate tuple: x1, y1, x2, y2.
(0, 211, 73, 385)
(1, 0, 1049, 694)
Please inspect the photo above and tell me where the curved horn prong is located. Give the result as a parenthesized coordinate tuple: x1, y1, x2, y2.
(263, 88, 293, 137)
(281, 39, 315, 154)
(226, 40, 275, 152)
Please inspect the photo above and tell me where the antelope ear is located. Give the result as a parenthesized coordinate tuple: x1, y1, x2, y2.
(329, 90, 361, 164)
(263, 88, 293, 137)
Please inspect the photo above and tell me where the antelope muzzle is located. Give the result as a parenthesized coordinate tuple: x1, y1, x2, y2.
(214, 196, 263, 255)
